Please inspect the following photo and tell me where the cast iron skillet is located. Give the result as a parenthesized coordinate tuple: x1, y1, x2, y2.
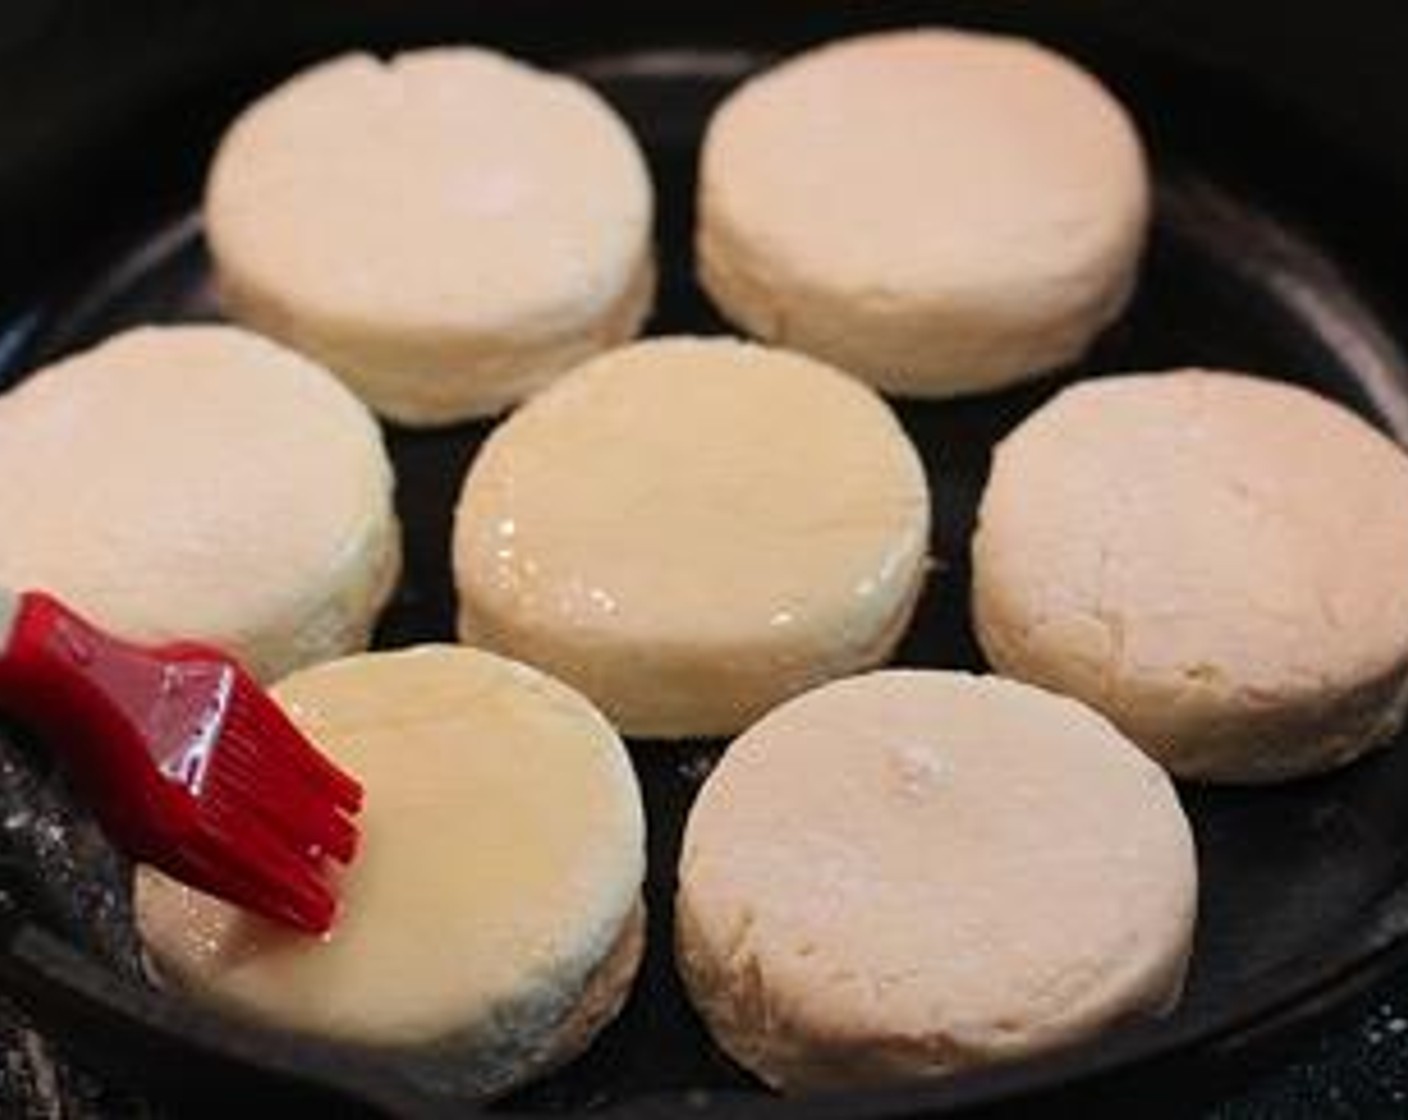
(3, 0, 1408, 1114)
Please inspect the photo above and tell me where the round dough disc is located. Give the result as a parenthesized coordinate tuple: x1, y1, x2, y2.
(0, 325, 398, 682)
(137, 645, 646, 1099)
(452, 336, 931, 739)
(206, 48, 655, 426)
(676, 670, 1197, 1091)
(973, 370, 1408, 781)
(697, 28, 1148, 397)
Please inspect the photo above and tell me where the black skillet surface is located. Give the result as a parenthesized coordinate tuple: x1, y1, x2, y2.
(4, 1, 1408, 1115)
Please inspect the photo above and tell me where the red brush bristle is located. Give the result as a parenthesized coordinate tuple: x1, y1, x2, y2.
(202, 744, 360, 867)
(220, 671, 364, 813)
(178, 806, 338, 934)
(0, 591, 362, 935)
(201, 679, 363, 866)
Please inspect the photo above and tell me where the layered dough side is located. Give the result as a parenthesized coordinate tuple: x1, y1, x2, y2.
(217, 243, 656, 428)
(698, 195, 1142, 399)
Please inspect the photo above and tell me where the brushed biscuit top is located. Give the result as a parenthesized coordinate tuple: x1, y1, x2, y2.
(0, 325, 399, 682)
(206, 48, 655, 425)
(676, 671, 1197, 1091)
(453, 336, 931, 739)
(697, 28, 1148, 397)
(138, 646, 647, 1100)
(973, 371, 1408, 781)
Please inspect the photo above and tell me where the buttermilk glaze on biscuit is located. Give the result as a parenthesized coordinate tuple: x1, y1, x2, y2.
(453, 337, 932, 738)
(138, 646, 647, 1099)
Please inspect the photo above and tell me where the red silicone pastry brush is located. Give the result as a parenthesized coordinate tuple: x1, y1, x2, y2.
(0, 587, 362, 934)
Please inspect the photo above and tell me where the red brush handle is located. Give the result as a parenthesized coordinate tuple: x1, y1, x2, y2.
(0, 591, 202, 860)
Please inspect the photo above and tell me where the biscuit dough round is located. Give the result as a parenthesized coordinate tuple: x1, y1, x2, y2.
(206, 48, 655, 426)
(0, 325, 398, 682)
(137, 645, 647, 1099)
(697, 28, 1148, 397)
(973, 371, 1408, 782)
(452, 336, 931, 739)
(676, 670, 1196, 1091)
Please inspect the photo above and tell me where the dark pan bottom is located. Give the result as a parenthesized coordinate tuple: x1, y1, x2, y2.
(3, 23, 1408, 1117)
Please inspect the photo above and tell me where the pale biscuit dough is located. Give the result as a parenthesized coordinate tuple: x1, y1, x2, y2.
(697, 28, 1148, 397)
(0, 325, 398, 682)
(206, 48, 655, 426)
(453, 336, 931, 739)
(677, 670, 1196, 1091)
(137, 645, 647, 1100)
(973, 371, 1408, 782)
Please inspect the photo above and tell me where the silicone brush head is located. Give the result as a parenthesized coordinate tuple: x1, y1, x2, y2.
(0, 590, 362, 934)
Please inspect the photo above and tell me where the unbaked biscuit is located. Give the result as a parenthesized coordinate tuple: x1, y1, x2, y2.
(0, 325, 399, 682)
(453, 336, 931, 738)
(677, 670, 1196, 1090)
(137, 645, 646, 1100)
(697, 29, 1147, 397)
(207, 48, 654, 425)
(973, 370, 1408, 781)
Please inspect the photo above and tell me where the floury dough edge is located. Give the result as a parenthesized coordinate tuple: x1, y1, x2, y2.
(206, 48, 656, 426)
(676, 671, 1196, 1091)
(696, 28, 1148, 397)
(973, 371, 1408, 782)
